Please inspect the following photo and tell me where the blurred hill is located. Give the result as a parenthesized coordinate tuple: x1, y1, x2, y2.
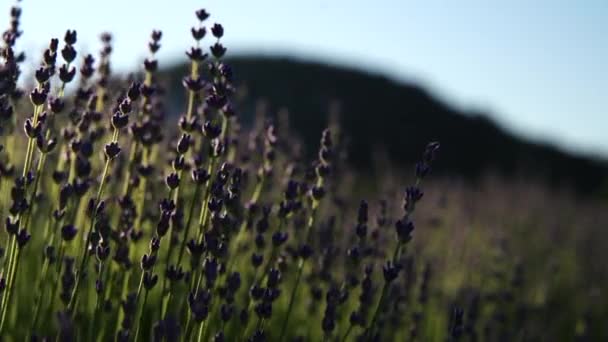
(160, 55, 608, 194)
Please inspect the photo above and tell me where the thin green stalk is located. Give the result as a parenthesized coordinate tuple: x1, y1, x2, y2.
(238, 218, 285, 339)
(89, 259, 107, 342)
(225, 175, 265, 275)
(98, 265, 119, 342)
(0, 101, 43, 331)
(133, 289, 149, 342)
(68, 129, 118, 314)
(186, 59, 199, 119)
(132, 241, 160, 340)
(30, 257, 50, 334)
(44, 241, 66, 324)
(176, 182, 202, 266)
(0, 237, 16, 322)
(0, 248, 21, 334)
(133, 146, 150, 232)
(197, 319, 206, 342)
(278, 199, 321, 342)
(184, 314, 195, 341)
(0, 117, 48, 332)
(158, 185, 178, 319)
(187, 158, 218, 299)
(364, 244, 402, 339)
(196, 158, 217, 244)
(341, 324, 354, 342)
(278, 257, 305, 342)
(1, 235, 15, 284)
(159, 245, 175, 316)
(161, 290, 173, 319)
(21, 104, 43, 177)
(113, 269, 132, 336)
(68, 158, 110, 312)
(21, 151, 47, 236)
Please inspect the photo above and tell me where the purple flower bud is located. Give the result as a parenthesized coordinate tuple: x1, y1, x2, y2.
(104, 142, 121, 159)
(251, 253, 263, 268)
(112, 112, 129, 129)
(61, 224, 78, 241)
(311, 185, 325, 201)
(30, 88, 47, 106)
(177, 134, 191, 154)
(119, 98, 132, 114)
(35, 67, 51, 83)
(165, 172, 180, 190)
(195, 9, 210, 22)
(150, 237, 161, 252)
(203, 120, 222, 139)
(395, 217, 414, 243)
(5, 217, 19, 235)
(64, 30, 77, 45)
(59, 65, 76, 83)
(210, 42, 226, 58)
(382, 260, 401, 282)
(272, 231, 288, 247)
(127, 82, 141, 101)
(192, 168, 210, 185)
(183, 75, 205, 91)
(96, 245, 110, 261)
(191, 27, 206, 41)
(151, 30, 162, 42)
(143, 272, 158, 290)
(141, 253, 157, 270)
(16, 229, 31, 248)
(144, 58, 158, 72)
(61, 45, 77, 63)
(211, 23, 224, 38)
(186, 47, 208, 62)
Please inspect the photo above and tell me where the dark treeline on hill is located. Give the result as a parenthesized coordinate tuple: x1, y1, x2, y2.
(160, 55, 607, 194)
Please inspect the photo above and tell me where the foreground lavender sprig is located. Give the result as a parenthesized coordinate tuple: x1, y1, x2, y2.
(279, 128, 333, 341)
(363, 141, 440, 340)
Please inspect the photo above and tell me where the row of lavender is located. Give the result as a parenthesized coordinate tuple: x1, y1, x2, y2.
(0, 3, 605, 342)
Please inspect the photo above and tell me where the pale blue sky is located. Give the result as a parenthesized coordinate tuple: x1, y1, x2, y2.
(11, 0, 608, 157)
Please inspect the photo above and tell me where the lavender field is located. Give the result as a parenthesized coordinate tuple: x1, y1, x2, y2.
(0, 3, 606, 341)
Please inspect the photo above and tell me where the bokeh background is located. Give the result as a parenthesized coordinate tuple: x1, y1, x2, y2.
(16, 0, 608, 194)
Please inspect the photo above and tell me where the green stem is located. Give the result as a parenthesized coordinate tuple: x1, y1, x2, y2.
(224, 175, 266, 275)
(45, 242, 65, 325)
(68, 131, 116, 314)
(184, 314, 194, 341)
(0, 248, 21, 334)
(341, 324, 354, 342)
(197, 319, 206, 342)
(278, 257, 304, 342)
(89, 259, 107, 342)
(22, 104, 42, 177)
(133, 146, 150, 232)
(364, 244, 402, 339)
(238, 218, 285, 338)
(196, 158, 217, 244)
(30, 257, 50, 334)
(133, 289, 149, 342)
(176, 183, 202, 266)
(278, 200, 321, 342)
(0, 102, 44, 333)
(121, 140, 139, 196)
